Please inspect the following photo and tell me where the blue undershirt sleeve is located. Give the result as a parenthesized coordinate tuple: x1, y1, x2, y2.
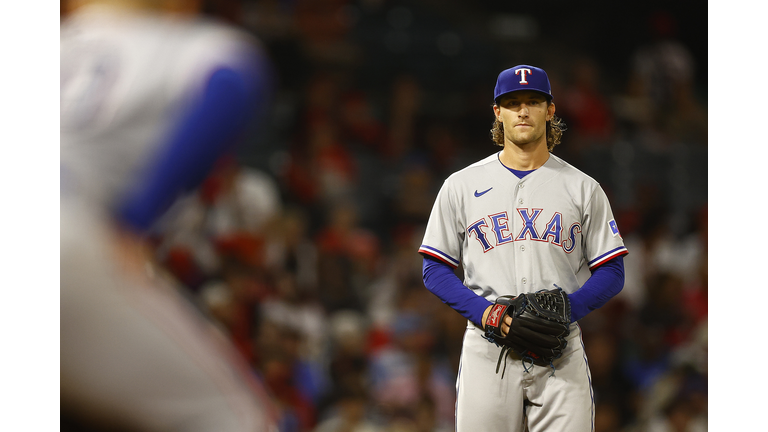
(567, 256, 625, 322)
(422, 256, 493, 327)
(117, 66, 264, 233)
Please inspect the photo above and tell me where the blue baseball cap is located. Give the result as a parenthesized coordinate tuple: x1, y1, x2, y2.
(494, 65, 553, 103)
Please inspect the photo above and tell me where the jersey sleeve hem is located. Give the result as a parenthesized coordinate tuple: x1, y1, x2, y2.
(418, 245, 459, 269)
(588, 246, 628, 270)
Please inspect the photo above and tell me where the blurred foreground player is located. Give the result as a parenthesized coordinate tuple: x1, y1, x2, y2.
(61, 0, 277, 430)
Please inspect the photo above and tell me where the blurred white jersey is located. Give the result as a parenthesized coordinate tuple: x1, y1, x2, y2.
(60, 4, 262, 209)
(60, 5, 277, 431)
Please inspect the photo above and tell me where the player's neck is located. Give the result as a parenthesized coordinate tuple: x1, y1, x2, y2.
(499, 141, 549, 170)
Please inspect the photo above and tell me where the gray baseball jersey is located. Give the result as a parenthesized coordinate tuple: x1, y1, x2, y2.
(419, 152, 627, 300)
(419, 151, 627, 432)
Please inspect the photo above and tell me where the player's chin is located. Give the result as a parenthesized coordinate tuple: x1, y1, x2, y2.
(507, 133, 538, 146)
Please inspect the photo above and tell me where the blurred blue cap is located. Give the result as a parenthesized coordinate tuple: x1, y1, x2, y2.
(494, 65, 553, 103)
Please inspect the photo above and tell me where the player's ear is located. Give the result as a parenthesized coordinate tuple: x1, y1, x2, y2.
(546, 102, 555, 121)
(493, 104, 501, 119)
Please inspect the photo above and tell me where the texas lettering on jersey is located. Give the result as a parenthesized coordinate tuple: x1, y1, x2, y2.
(466, 208, 581, 254)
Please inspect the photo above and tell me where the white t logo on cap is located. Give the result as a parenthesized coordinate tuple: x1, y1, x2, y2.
(515, 68, 532, 84)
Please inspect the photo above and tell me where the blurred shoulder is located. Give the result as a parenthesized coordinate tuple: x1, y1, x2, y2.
(60, 4, 263, 56)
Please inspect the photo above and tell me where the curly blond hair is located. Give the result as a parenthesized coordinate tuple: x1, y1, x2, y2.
(490, 107, 566, 151)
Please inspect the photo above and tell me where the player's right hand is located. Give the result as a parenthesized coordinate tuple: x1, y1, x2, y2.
(482, 304, 514, 336)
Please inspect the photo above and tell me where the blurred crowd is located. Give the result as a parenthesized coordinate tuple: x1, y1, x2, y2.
(77, 1, 706, 431)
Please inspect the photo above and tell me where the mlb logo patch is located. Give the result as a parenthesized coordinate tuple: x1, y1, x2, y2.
(608, 220, 620, 237)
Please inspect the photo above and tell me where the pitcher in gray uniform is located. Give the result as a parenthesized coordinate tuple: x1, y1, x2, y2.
(419, 64, 628, 431)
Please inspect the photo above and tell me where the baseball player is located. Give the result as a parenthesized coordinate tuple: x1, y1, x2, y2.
(419, 65, 628, 431)
(60, 1, 277, 430)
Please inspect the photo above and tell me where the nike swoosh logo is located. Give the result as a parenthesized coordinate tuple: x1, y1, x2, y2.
(474, 187, 493, 197)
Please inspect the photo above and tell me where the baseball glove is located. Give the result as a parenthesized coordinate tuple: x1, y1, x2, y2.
(483, 287, 571, 376)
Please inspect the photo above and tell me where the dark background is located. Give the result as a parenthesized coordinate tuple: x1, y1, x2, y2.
(60, 1, 709, 431)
